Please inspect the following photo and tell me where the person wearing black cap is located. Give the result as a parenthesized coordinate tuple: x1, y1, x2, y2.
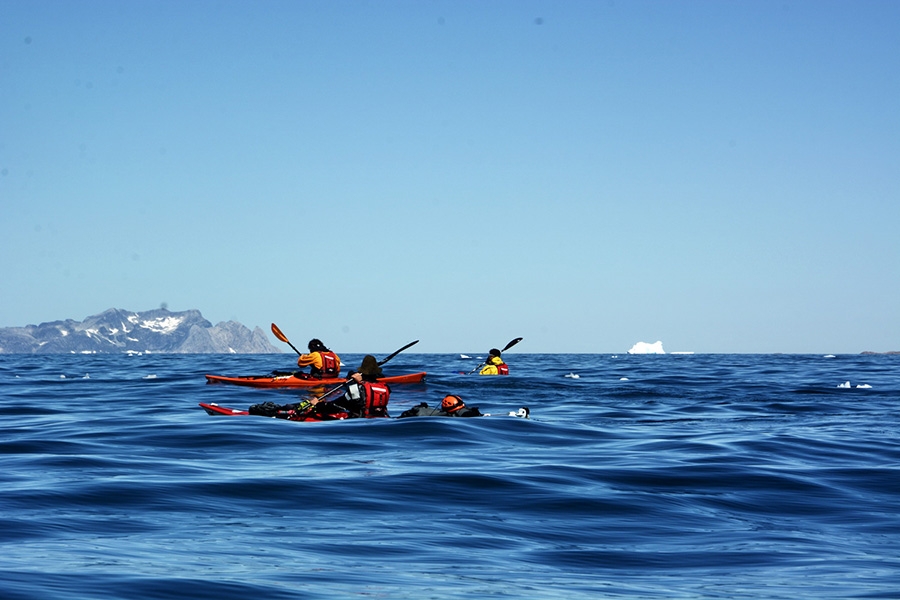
(398, 394, 484, 418)
(296, 338, 341, 379)
(310, 355, 391, 419)
(478, 348, 509, 375)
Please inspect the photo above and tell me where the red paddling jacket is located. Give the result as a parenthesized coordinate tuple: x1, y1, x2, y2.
(333, 380, 391, 418)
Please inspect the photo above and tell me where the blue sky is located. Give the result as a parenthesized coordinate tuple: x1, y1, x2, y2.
(3, 0, 898, 354)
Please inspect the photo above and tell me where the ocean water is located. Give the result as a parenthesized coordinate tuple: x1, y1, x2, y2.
(1, 352, 898, 599)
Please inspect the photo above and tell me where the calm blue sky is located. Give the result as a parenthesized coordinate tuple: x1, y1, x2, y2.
(3, 0, 898, 354)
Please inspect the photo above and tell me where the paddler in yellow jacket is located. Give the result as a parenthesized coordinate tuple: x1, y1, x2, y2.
(296, 338, 341, 379)
(479, 348, 509, 375)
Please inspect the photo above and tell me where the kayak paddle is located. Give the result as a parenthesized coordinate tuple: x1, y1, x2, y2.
(312, 339, 420, 402)
(271, 323, 303, 356)
(377, 339, 419, 367)
(466, 337, 523, 374)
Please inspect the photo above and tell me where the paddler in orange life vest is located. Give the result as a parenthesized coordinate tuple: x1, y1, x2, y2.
(479, 348, 509, 375)
(309, 355, 391, 419)
(296, 338, 341, 379)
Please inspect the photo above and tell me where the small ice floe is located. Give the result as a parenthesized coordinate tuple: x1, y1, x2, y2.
(838, 381, 873, 389)
(564, 372, 580, 379)
(83, 373, 90, 379)
(824, 354, 836, 358)
(460, 354, 471, 359)
(143, 374, 158, 380)
(508, 407, 530, 418)
(60, 374, 66, 379)
(620, 377, 629, 381)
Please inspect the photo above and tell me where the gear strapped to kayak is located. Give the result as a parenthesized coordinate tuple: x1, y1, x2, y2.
(199, 402, 530, 421)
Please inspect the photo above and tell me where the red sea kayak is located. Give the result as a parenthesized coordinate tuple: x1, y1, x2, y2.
(199, 402, 350, 421)
(204, 371, 426, 388)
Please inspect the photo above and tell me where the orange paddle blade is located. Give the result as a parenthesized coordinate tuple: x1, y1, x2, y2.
(271, 323, 289, 343)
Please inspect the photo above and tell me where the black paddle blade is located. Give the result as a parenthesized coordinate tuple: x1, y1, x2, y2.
(502, 337, 523, 352)
(378, 340, 419, 366)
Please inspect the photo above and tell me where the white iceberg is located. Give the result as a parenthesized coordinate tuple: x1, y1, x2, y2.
(627, 341, 665, 354)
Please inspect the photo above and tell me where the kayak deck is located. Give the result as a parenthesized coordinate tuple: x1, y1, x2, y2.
(204, 371, 426, 388)
(199, 402, 349, 421)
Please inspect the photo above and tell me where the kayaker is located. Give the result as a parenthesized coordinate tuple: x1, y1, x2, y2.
(478, 348, 509, 375)
(309, 355, 391, 419)
(399, 394, 484, 418)
(296, 338, 341, 379)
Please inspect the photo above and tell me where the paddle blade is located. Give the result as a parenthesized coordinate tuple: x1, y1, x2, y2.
(502, 337, 523, 352)
(271, 323, 289, 343)
(378, 340, 419, 366)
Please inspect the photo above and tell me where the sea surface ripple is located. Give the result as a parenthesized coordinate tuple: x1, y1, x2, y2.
(1, 352, 898, 599)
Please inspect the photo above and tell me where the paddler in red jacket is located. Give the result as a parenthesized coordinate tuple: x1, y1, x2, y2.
(296, 338, 341, 379)
(308, 355, 391, 419)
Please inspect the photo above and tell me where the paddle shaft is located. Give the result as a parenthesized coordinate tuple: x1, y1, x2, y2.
(312, 340, 420, 402)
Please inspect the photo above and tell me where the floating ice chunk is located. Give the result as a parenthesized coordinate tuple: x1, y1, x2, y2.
(824, 355, 836, 358)
(620, 377, 629, 381)
(838, 381, 872, 389)
(143, 374, 158, 380)
(83, 374, 90, 379)
(564, 373, 580, 379)
(460, 354, 471, 359)
(627, 341, 665, 354)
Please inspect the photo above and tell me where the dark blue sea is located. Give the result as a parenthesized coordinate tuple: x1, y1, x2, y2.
(2, 352, 899, 599)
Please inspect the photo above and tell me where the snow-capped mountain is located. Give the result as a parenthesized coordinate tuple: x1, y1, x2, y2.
(0, 308, 281, 354)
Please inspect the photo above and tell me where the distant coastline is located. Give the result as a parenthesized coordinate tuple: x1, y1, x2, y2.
(0, 308, 280, 354)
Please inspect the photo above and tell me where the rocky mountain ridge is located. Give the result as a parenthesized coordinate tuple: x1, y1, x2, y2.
(0, 308, 282, 354)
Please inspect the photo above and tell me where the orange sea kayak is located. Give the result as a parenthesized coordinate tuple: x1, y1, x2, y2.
(205, 371, 426, 388)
